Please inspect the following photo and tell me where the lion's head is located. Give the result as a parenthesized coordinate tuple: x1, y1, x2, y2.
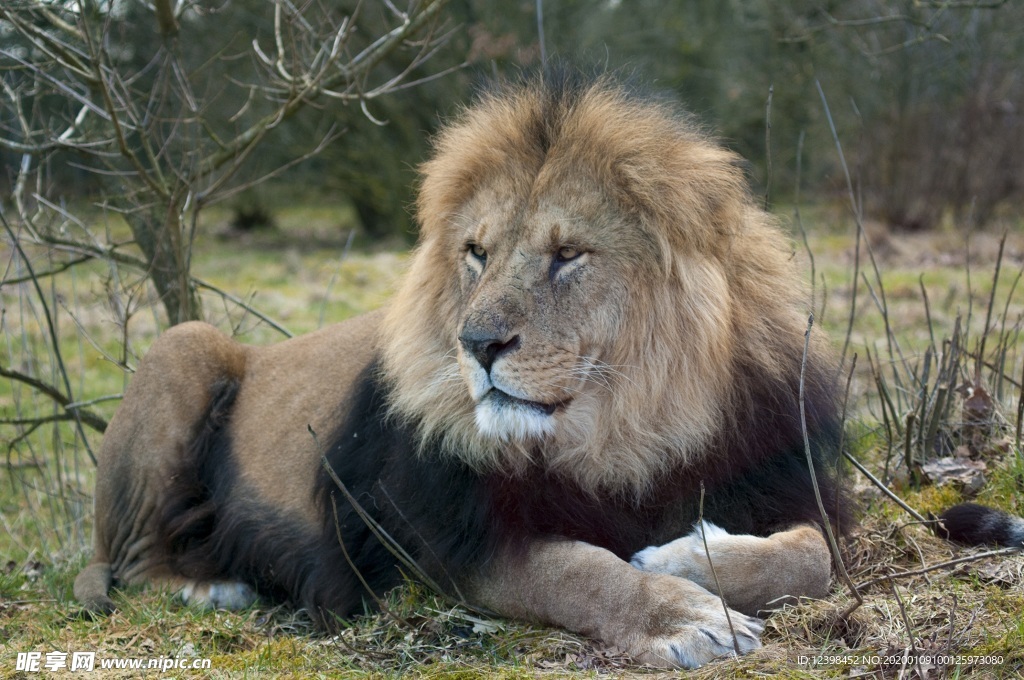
(379, 71, 815, 495)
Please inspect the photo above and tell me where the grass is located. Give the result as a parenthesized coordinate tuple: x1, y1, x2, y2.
(2, 203, 1024, 678)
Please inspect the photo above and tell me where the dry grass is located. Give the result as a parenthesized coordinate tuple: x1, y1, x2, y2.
(2, 206, 1024, 678)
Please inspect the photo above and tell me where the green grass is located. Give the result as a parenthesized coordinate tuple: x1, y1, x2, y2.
(2, 205, 1024, 677)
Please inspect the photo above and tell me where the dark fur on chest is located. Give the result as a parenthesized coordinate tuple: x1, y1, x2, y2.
(477, 352, 850, 558)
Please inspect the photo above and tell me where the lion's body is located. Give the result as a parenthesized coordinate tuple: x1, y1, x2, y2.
(77, 71, 850, 668)
(76, 317, 379, 606)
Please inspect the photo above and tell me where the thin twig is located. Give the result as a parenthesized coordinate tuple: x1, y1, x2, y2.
(376, 484, 472, 608)
(193, 278, 293, 338)
(889, 582, 923, 677)
(793, 129, 816, 312)
(1, 256, 94, 285)
(697, 482, 739, 657)
(835, 354, 857, 531)
(920, 275, 937, 355)
(842, 451, 927, 524)
(903, 411, 917, 481)
(314, 428, 449, 600)
(763, 84, 773, 211)
(1016, 359, 1023, 455)
(855, 547, 1020, 591)
(0, 212, 101, 459)
(319, 230, 355, 329)
(329, 494, 411, 628)
(816, 81, 861, 373)
(798, 314, 862, 615)
(976, 231, 1006, 380)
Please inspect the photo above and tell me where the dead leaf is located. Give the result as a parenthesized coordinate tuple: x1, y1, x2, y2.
(920, 456, 987, 494)
(959, 559, 1024, 588)
(962, 383, 994, 425)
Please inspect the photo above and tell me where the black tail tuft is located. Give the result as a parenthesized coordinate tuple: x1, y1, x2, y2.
(934, 502, 1024, 547)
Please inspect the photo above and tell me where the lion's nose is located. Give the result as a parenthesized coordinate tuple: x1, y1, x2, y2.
(459, 330, 520, 373)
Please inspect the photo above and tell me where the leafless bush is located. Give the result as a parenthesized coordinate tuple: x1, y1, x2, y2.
(0, 0, 454, 558)
(1, 0, 452, 323)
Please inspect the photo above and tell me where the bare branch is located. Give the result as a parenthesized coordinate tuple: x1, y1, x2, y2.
(207, 0, 450, 173)
(153, 0, 180, 37)
(855, 547, 1020, 591)
(0, 365, 108, 434)
(193, 278, 293, 339)
(1, 256, 93, 285)
(0, 6, 94, 78)
(1, 211, 102, 459)
(202, 125, 344, 206)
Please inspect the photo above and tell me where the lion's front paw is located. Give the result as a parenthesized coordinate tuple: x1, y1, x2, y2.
(623, 574, 764, 669)
(632, 607, 764, 668)
(630, 520, 728, 575)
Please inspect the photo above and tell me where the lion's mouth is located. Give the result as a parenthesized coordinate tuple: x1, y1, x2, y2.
(485, 388, 564, 416)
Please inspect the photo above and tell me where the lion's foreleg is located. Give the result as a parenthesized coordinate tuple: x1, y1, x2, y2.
(466, 538, 763, 669)
(630, 523, 831, 615)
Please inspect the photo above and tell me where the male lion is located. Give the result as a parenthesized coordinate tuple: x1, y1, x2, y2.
(76, 71, 852, 669)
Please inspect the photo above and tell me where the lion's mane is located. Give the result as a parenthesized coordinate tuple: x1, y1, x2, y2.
(378, 71, 836, 496)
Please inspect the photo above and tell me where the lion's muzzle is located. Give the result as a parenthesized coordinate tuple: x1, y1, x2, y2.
(458, 327, 520, 374)
(458, 321, 566, 441)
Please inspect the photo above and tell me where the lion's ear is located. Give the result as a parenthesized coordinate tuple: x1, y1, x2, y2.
(607, 143, 749, 259)
(605, 158, 657, 218)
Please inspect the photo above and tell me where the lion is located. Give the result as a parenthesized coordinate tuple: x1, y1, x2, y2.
(75, 70, 853, 669)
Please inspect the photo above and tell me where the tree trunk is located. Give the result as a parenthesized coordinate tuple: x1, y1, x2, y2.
(125, 204, 201, 325)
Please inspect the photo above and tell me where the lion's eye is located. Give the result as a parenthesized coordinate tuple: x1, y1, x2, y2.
(555, 246, 582, 263)
(468, 243, 487, 263)
(550, 245, 586, 281)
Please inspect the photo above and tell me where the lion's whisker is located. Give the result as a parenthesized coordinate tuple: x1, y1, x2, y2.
(575, 357, 641, 391)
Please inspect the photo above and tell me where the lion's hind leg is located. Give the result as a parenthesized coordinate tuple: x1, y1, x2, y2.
(77, 322, 249, 615)
(631, 522, 831, 615)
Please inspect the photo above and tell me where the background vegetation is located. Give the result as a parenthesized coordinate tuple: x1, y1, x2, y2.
(1, 0, 1023, 677)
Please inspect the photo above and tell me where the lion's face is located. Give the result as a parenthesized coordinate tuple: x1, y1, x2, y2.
(380, 75, 808, 493)
(453, 178, 644, 443)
